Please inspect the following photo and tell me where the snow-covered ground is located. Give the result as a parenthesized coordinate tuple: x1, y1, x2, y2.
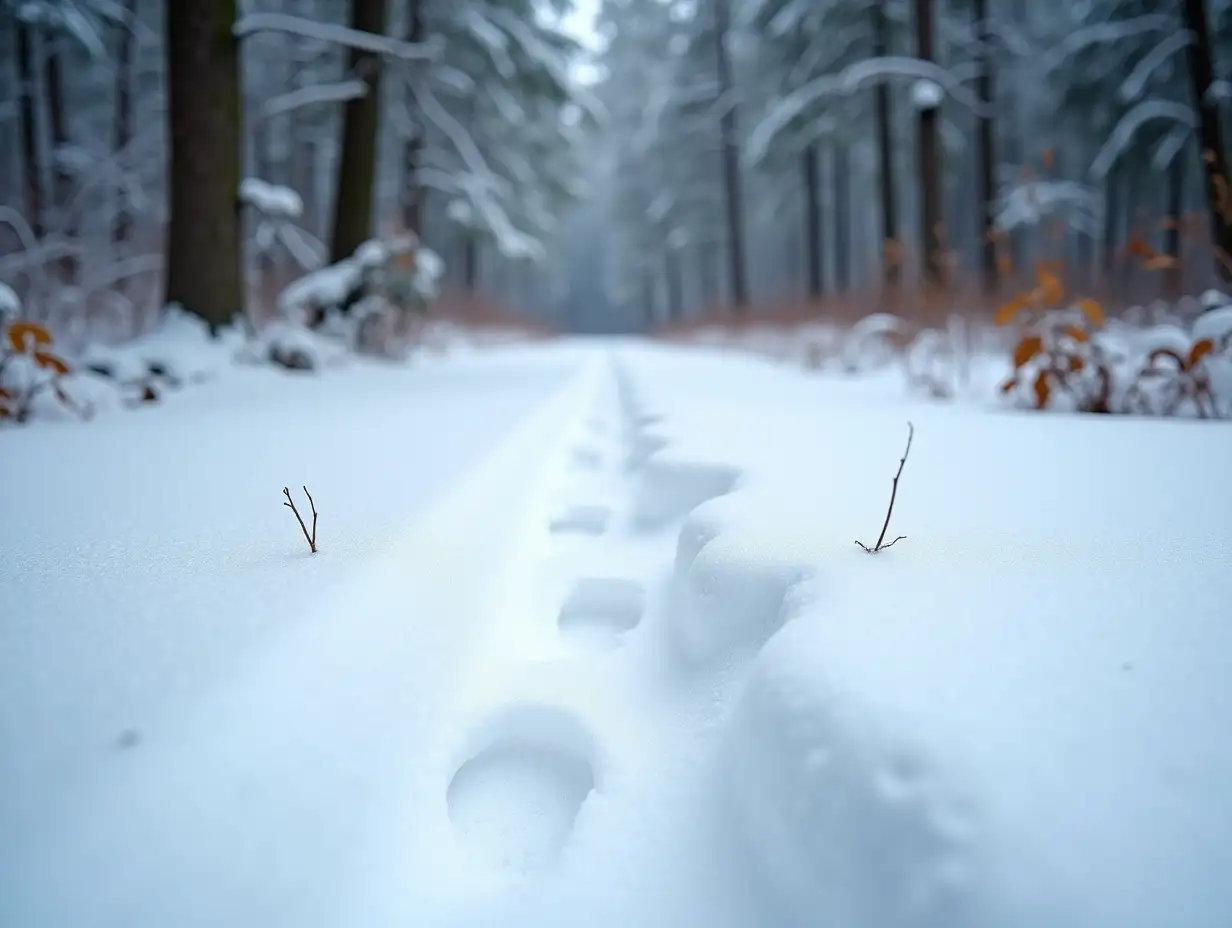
(2, 338, 1229, 927)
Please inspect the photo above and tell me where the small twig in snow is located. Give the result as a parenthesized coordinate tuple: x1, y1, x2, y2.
(856, 422, 914, 554)
(283, 485, 319, 553)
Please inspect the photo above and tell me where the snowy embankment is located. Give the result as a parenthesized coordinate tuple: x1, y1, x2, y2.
(1, 337, 1229, 927)
(618, 343, 1232, 928)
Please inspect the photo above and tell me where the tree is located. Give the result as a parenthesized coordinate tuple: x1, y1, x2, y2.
(712, 0, 749, 308)
(1180, 0, 1232, 281)
(329, 0, 388, 262)
(164, 0, 245, 332)
(971, 0, 996, 294)
(871, 0, 899, 287)
(914, 0, 944, 287)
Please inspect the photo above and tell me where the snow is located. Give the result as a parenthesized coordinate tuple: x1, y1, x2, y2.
(0, 281, 20, 318)
(239, 178, 304, 220)
(2, 336, 1230, 927)
(910, 78, 944, 110)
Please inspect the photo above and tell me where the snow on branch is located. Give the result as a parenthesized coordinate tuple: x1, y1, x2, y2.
(746, 56, 986, 167)
(233, 13, 441, 61)
(1090, 99, 1197, 180)
(239, 179, 303, 220)
(258, 79, 368, 121)
(1118, 30, 1193, 102)
(1039, 14, 1172, 76)
(18, 1, 105, 58)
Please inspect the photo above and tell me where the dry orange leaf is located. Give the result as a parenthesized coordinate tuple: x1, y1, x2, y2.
(1143, 254, 1178, 270)
(1033, 369, 1051, 408)
(1039, 273, 1065, 306)
(1125, 235, 1155, 259)
(1067, 354, 1085, 372)
(1076, 297, 1105, 327)
(993, 295, 1028, 326)
(999, 376, 1018, 394)
(6, 321, 52, 353)
(1062, 324, 1089, 343)
(33, 350, 71, 375)
(1013, 335, 1044, 369)
(1188, 338, 1216, 369)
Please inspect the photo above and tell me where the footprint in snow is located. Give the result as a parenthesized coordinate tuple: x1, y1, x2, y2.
(446, 704, 598, 874)
(557, 577, 646, 654)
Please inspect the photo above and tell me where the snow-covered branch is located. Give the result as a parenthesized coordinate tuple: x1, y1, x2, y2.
(1118, 30, 1193, 102)
(258, 79, 368, 121)
(1090, 99, 1197, 179)
(233, 13, 441, 61)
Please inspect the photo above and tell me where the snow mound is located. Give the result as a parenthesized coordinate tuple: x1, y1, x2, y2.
(725, 555, 1232, 928)
(79, 304, 246, 383)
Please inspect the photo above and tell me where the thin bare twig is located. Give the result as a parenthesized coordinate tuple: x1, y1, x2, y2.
(856, 421, 914, 554)
(283, 485, 319, 553)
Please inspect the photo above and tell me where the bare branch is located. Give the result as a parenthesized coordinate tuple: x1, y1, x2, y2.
(282, 486, 319, 553)
(856, 422, 914, 554)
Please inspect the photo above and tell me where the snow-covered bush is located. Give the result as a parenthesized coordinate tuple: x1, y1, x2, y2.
(272, 232, 446, 367)
(840, 313, 914, 374)
(995, 264, 1232, 418)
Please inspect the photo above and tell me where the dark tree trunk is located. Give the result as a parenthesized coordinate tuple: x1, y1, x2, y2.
(165, 0, 245, 333)
(833, 144, 851, 292)
(112, 0, 137, 250)
(802, 143, 823, 297)
(43, 38, 77, 282)
(973, 0, 997, 295)
(401, 0, 424, 235)
(461, 235, 478, 290)
(714, 0, 749, 309)
(1103, 163, 1120, 283)
(1180, 0, 1232, 281)
(915, 0, 944, 287)
(15, 21, 42, 239)
(642, 274, 655, 328)
(1165, 152, 1185, 296)
(871, 0, 898, 286)
(329, 0, 388, 262)
(665, 245, 683, 321)
(699, 243, 718, 305)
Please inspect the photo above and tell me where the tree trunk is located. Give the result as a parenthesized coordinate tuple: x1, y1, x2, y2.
(401, 0, 424, 235)
(43, 37, 77, 283)
(1103, 162, 1120, 286)
(15, 21, 43, 239)
(329, 0, 388, 263)
(833, 144, 851, 292)
(871, 0, 898, 287)
(1179, 0, 1232, 281)
(915, 0, 944, 288)
(461, 235, 478, 290)
(699, 243, 718, 305)
(802, 143, 823, 297)
(1165, 152, 1185, 296)
(665, 245, 683, 321)
(713, 0, 749, 309)
(112, 0, 137, 251)
(973, 0, 997, 295)
(165, 0, 245, 333)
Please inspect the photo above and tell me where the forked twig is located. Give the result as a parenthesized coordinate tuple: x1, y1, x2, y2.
(856, 422, 914, 554)
(283, 485, 318, 553)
